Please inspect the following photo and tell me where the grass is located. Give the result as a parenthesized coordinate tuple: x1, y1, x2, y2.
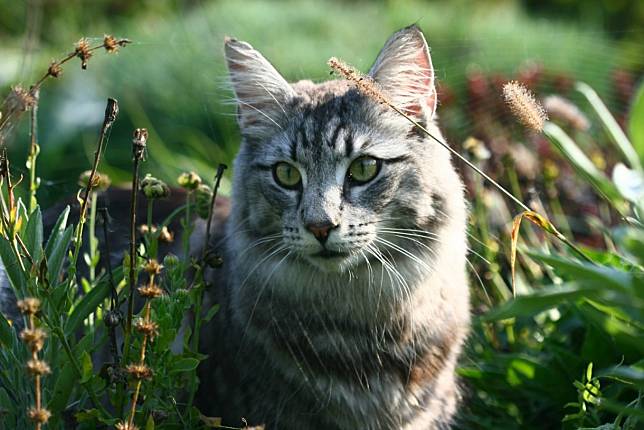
(0, 1, 643, 429)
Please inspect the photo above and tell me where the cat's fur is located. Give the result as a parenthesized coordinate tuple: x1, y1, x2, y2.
(196, 25, 470, 429)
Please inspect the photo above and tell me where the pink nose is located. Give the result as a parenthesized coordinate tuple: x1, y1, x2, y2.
(306, 222, 337, 244)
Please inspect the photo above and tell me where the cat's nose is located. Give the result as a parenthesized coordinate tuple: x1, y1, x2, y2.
(306, 222, 338, 244)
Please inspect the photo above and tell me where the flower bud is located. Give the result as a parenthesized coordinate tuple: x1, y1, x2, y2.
(140, 174, 170, 199)
(177, 171, 202, 190)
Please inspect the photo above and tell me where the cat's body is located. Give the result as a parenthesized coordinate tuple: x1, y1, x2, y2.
(196, 25, 470, 429)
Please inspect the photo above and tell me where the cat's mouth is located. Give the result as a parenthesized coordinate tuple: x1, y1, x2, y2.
(313, 249, 350, 259)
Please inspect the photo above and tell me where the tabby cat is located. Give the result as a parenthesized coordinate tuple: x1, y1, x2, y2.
(196, 25, 470, 429)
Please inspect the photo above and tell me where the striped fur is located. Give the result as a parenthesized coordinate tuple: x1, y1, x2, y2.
(197, 25, 470, 429)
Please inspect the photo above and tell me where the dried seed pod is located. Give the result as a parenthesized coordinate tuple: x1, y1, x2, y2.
(27, 407, 51, 424)
(26, 359, 51, 376)
(158, 226, 174, 243)
(143, 259, 163, 276)
(140, 174, 170, 199)
(17, 297, 40, 315)
(75, 38, 93, 70)
(138, 284, 164, 299)
(20, 328, 47, 352)
(134, 319, 159, 339)
(126, 363, 153, 380)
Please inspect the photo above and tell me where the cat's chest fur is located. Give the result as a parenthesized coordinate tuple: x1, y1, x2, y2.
(196, 193, 469, 430)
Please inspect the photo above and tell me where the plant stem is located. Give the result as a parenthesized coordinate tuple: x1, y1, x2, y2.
(187, 164, 227, 409)
(69, 99, 118, 282)
(123, 129, 148, 362)
(27, 87, 39, 214)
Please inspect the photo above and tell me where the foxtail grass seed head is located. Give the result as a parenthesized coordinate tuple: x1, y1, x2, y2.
(116, 421, 140, 430)
(178, 171, 202, 190)
(195, 184, 213, 219)
(28, 407, 51, 424)
(17, 297, 41, 315)
(78, 170, 111, 191)
(126, 363, 153, 380)
(327, 57, 390, 105)
(138, 283, 164, 299)
(75, 38, 93, 70)
(134, 319, 159, 339)
(26, 359, 51, 376)
(502, 81, 547, 132)
(20, 328, 47, 352)
(543, 95, 590, 131)
(141, 174, 170, 199)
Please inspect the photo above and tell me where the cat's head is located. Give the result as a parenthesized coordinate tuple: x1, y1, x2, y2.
(224, 25, 464, 273)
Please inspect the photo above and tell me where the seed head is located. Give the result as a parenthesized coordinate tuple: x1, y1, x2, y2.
(140, 174, 170, 199)
(78, 170, 111, 191)
(178, 171, 202, 190)
(26, 359, 51, 376)
(138, 283, 164, 299)
(48, 62, 63, 78)
(6, 86, 37, 113)
(327, 57, 390, 105)
(28, 407, 51, 424)
(132, 128, 148, 160)
(158, 226, 174, 243)
(104, 309, 123, 327)
(143, 259, 163, 276)
(194, 184, 213, 219)
(134, 319, 159, 339)
(115, 421, 139, 430)
(126, 363, 153, 380)
(502, 81, 547, 132)
(103, 35, 119, 53)
(17, 297, 40, 315)
(20, 328, 47, 351)
(543, 95, 590, 131)
(75, 38, 93, 70)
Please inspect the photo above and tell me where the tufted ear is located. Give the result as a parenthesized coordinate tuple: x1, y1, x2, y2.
(368, 25, 437, 120)
(224, 37, 296, 139)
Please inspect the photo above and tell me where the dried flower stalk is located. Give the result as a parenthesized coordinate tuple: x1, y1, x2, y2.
(18, 298, 50, 429)
(123, 264, 161, 429)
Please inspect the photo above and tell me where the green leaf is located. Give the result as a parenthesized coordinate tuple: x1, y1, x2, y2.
(170, 357, 200, 374)
(202, 304, 220, 323)
(65, 274, 112, 335)
(0, 236, 27, 296)
(627, 81, 644, 165)
(600, 365, 644, 389)
(47, 360, 75, 415)
(527, 252, 636, 293)
(47, 225, 73, 284)
(544, 122, 624, 205)
(23, 206, 43, 264)
(145, 414, 155, 430)
(0, 311, 13, 347)
(45, 206, 70, 258)
(80, 351, 93, 384)
(482, 283, 595, 321)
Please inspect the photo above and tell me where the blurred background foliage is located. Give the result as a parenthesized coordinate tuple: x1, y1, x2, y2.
(0, 0, 642, 204)
(0, 1, 643, 429)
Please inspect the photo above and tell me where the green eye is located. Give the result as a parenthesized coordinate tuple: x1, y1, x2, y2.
(348, 157, 380, 184)
(273, 162, 302, 189)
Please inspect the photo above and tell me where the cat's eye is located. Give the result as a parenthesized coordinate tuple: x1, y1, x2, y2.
(348, 157, 381, 184)
(273, 162, 302, 189)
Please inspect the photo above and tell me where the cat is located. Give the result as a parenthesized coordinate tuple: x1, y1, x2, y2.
(196, 24, 470, 429)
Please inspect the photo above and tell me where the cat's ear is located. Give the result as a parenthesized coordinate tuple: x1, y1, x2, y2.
(368, 25, 437, 119)
(224, 37, 295, 139)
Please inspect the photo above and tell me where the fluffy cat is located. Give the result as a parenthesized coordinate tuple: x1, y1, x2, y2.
(196, 25, 470, 429)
